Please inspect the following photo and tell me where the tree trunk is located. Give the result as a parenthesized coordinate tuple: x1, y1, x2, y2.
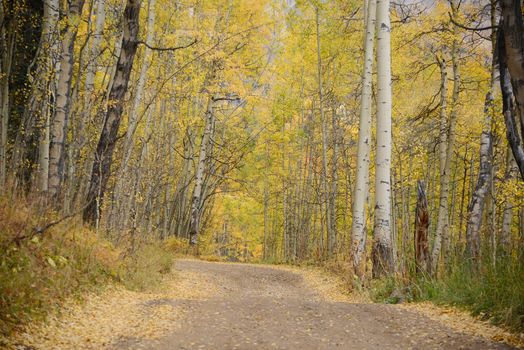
(499, 2, 524, 180)
(83, 0, 141, 225)
(188, 97, 215, 245)
(431, 3, 460, 273)
(351, 0, 376, 277)
(48, 0, 86, 199)
(372, 0, 394, 278)
(465, 0, 498, 263)
(314, 6, 333, 257)
(501, 147, 516, 253)
(84, 0, 106, 106)
(112, 0, 156, 226)
(415, 180, 430, 274)
(117, 0, 156, 188)
(33, 0, 60, 193)
(500, 0, 524, 138)
(0, 2, 15, 188)
(330, 106, 340, 255)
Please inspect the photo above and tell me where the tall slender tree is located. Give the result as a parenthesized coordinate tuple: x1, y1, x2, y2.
(372, 0, 394, 277)
(48, 0, 86, 199)
(351, 0, 376, 277)
(83, 0, 141, 225)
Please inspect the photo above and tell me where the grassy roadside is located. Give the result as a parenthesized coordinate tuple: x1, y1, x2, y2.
(256, 255, 524, 345)
(0, 197, 182, 344)
(367, 258, 524, 334)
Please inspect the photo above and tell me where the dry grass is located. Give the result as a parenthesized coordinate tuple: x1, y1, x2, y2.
(0, 197, 119, 339)
(400, 301, 524, 348)
(271, 263, 371, 303)
(7, 264, 218, 349)
(0, 197, 177, 347)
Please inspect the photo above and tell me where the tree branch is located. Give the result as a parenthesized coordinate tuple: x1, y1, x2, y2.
(137, 38, 198, 51)
(448, 13, 498, 31)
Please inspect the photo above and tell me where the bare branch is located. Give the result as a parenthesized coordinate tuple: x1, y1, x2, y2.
(448, 13, 498, 31)
(136, 38, 198, 51)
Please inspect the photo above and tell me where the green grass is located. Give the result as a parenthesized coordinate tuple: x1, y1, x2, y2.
(369, 254, 524, 332)
(416, 256, 524, 331)
(119, 243, 174, 291)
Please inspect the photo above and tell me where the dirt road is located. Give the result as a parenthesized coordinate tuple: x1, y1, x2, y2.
(115, 259, 515, 350)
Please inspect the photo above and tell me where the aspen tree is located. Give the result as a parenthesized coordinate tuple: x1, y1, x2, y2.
(83, 0, 141, 225)
(466, 1, 498, 263)
(314, 5, 333, 257)
(32, 0, 60, 193)
(48, 0, 86, 199)
(432, 0, 461, 272)
(372, 0, 394, 277)
(351, 0, 376, 277)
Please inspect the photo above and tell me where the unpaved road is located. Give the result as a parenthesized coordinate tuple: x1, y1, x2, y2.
(117, 260, 515, 350)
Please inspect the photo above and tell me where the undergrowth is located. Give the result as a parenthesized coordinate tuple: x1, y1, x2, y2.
(369, 256, 524, 332)
(0, 197, 176, 339)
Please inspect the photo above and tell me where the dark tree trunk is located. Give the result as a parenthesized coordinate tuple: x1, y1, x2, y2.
(83, 0, 141, 225)
(414, 180, 430, 274)
(500, 0, 524, 133)
(498, 20, 524, 181)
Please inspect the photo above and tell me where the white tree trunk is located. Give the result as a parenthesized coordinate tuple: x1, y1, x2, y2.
(431, 11, 460, 272)
(36, 0, 60, 193)
(501, 147, 517, 253)
(315, 6, 333, 256)
(188, 97, 215, 245)
(84, 0, 106, 104)
(465, 0, 498, 263)
(438, 57, 448, 176)
(38, 108, 51, 192)
(372, 0, 394, 278)
(431, 56, 449, 271)
(351, 0, 376, 277)
(48, 0, 85, 198)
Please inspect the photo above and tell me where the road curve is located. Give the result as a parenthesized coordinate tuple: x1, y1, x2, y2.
(117, 259, 516, 350)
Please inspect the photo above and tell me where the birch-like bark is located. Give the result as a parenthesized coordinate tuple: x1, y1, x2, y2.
(351, 0, 376, 277)
(500, 1, 524, 180)
(501, 148, 517, 253)
(372, 0, 394, 278)
(37, 117, 51, 193)
(500, 0, 524, 136)
(83, 0, 141, 225)
(34, 0, 60, 193)
(314, 6, 333, 256)
(119, 0, 156, 179)
(466, 5, 498, 262)
(48, 0, 86, 199)
(188, 97, 215, 245)
(75, 0, 105, 174)
(499, 35, 524, 181)
(431, 1, 460, 272)
(330, 106, 340, 254)
(437, 56, 448, 175)
(431, 56, 449, 272)
(84, 0, 106, 104)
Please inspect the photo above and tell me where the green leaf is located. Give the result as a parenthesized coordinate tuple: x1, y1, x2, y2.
(47, 256, 56, 268)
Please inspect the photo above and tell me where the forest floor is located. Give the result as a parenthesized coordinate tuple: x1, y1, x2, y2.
(10, 259, 523, 350)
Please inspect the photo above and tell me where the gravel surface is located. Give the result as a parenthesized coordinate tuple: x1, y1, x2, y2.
(118, 259, 516, 350)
